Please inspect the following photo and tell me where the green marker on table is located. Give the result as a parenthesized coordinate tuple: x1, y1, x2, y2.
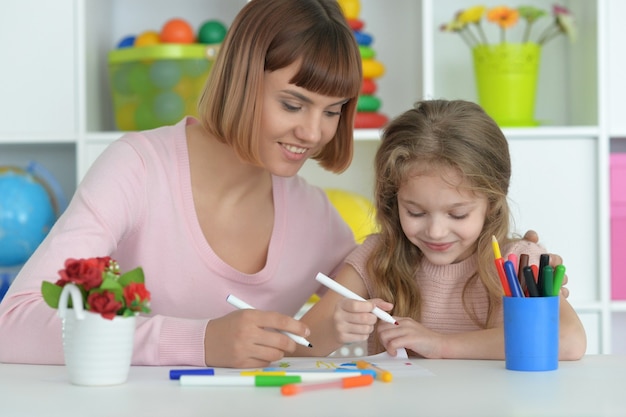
(552, 264, 566, 296)
(179, 375, 302, 387)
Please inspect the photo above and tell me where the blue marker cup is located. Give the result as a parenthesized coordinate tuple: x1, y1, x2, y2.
(503, 296, 559, 371)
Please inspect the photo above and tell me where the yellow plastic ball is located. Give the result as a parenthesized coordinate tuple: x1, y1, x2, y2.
(325, 188, 377, 244)
(337, 0, 360, 20)
(115, 102, 138, 131)
(134, 30, 160, 47)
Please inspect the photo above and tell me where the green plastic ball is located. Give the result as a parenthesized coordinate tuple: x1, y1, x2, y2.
(197, 20, 227, 44)
(111, 64, 133, 96)
(128, 64, 152, 95)
(135, 101, 159, 130)
(149, 60, 182, 89)
(181, 58, 210, 78)
(153, 91, 185, 125)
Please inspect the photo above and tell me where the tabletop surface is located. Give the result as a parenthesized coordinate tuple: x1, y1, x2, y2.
(1, 354, 624, 417)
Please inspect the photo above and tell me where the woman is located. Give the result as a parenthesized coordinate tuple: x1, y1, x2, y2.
(0, 0, 361, 368)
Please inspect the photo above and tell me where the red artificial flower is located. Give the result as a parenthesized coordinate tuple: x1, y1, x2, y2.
(123, 282, 151, 312)
(87, 291, 123, 320)
(42, 256, 150, 320)
(56, 256, 112, 291)
(553, 4, 570, 17)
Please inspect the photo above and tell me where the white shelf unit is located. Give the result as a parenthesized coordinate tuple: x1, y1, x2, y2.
(0, 0, 621, 354)
(606, 0, 626, 354)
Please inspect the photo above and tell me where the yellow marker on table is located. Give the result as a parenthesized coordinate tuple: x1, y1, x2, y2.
(355, 360, 393, 383)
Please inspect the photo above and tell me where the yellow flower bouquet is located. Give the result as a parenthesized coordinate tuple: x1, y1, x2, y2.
(441, 4, 576, 47)
(440, 5, 576, 126)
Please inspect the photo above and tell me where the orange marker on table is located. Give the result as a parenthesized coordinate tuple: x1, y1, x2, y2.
(355, 360, 393, 383)
(281, 375, 373, 396)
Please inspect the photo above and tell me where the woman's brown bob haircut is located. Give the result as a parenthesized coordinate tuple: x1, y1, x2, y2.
(198, 0, 362, 173)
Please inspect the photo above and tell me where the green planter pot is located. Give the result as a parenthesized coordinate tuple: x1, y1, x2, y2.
(472, 43, 541, 127)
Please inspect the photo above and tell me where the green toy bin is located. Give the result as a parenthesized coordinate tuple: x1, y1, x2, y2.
(108, 44, 219, 131)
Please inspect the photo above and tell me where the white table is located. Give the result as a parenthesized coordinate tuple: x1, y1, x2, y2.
(1, 355, 624, 417)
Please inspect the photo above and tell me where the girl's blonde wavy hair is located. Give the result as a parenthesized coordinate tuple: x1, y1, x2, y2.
(368, 100, 513, 344)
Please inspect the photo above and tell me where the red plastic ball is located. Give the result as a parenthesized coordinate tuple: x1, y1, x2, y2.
(160, 18, 195, 44)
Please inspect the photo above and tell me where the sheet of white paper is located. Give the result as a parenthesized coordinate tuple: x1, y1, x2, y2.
(215, 348, 433, 377)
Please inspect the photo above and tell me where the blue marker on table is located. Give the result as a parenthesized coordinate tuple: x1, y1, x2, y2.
(170, 368, 215, 380)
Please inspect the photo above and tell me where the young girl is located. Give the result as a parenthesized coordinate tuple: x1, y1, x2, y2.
(298, 99, 587, 361)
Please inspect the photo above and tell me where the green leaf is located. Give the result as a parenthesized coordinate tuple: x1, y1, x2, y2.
(119, 267, 145, 286)
(100, 276, 124, 292)
(41, 281, 62, 309)
(99, 276, 124, 301)
(122, 309, 135, 318)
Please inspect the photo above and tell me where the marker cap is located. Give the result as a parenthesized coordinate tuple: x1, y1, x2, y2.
(169, 368, 215, 380)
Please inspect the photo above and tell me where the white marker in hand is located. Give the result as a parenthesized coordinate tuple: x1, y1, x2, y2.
(226, 294, 313, 348)
(315, 272, 398, 325)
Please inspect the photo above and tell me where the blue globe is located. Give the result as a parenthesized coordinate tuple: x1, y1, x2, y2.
(0, 168, 56, 267)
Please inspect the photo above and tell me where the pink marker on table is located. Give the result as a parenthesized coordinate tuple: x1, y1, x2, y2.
(281, 374, 374, 396)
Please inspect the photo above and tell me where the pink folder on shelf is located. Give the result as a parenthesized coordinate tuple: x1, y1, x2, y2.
(611, 153, 626, 300)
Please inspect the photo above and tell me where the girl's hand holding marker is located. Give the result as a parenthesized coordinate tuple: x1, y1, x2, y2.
(315, 273, 398, 325)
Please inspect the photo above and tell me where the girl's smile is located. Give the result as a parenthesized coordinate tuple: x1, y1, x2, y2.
(397, 167, 488, 265)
